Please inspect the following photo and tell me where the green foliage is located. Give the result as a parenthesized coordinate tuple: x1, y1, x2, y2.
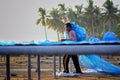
(115, 23, 120, 38)
(36, 0, 120, 39)
(36, 18, 41, 25)
(103, 0, 118, 13)
(36, 7, 48, 40)
(46, 8, 65, 33)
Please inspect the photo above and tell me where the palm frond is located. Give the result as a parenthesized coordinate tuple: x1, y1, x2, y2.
(36, 18, 41, 25)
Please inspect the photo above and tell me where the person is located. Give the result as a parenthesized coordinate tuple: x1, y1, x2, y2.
(61, 22, 82, 74)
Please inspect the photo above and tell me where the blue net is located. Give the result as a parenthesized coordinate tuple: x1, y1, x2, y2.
(79, 54, 120, 74)
(79, 36, 120, 75)
(70, 22, 87, 41)
(77, 30, 120, 74)
(68, 22, 120, 75)
(102, 31, 118, 41)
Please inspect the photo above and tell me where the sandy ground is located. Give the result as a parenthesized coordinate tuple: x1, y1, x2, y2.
(0, 55, 120, 80)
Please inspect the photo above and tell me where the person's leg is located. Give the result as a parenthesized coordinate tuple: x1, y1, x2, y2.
(72, 55, 82, 73)
(63, 54, 70, 73)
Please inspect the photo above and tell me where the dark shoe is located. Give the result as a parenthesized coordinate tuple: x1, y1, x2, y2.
(76, 71, 83, 74)
(80, 72, 84, 74)
(63, 70, 69, 73)
(35, 69, 37, 72)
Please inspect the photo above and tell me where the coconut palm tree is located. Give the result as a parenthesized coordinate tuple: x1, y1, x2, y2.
(66, 7, 78, 22)
(46, 8, 65, 40)
(58, 3, 67, 22)
(75, 5, 84, 26)
(36, 8, 48, 40)
(102, 0, 119, 31)
(83, 0, 96, 37)
(115, 23, 120, 38)
(93, 6, 103, 38)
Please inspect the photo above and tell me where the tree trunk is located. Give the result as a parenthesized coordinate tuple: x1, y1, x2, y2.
(57, 31, 60, 41)
(44, 26, 48, 40)
(92, 19, 94, 36)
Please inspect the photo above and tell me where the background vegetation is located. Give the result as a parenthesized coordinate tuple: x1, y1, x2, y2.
(36, 0, 120, 40)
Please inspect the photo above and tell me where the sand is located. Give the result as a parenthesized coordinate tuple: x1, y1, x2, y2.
(0, 55, 120, 80)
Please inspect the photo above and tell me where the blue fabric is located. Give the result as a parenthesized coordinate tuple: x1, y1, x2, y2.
(65, 22, 120, 75)
(102, 31, 118, 41)
(70, 22, 87, 41)
(79, 55, 120, 74)
(67, 22, 120, 75)
(79, 37, 120, 75)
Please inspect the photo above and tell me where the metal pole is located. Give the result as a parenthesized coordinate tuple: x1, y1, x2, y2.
(28, 54, 31, 80)
(53, 55, 56, 78)
(69, 58, 72, 73)
(0, 56, 1, 62)
(6, 54, 10, 80)
(37, 55, 40, 80)
(1, 45, 120, 55)
(59, 56, 61, 72)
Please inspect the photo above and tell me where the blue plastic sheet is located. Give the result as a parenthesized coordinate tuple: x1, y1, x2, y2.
(70, 22, 87, 41)
(102, 31, 118, 41)
(67, 22, 120, 75)
(79, 36, 120, 75)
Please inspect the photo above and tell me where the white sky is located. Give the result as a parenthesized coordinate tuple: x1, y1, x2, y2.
(0, 0, 120, 42)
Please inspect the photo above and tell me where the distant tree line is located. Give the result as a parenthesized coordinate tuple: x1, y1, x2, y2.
(36, 0, 120, 40)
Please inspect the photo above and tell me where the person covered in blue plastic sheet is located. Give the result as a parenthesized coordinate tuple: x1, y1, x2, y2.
(61, 22, 83, 74)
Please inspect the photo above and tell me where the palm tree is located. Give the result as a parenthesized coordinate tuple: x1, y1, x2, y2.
(75, 5, 84, 25)
(66, 7, 78, 22)
(83, 0, 96, 37)
(36, 8, 48, 40)
(93, 6, 103, 38)
(46, 8, 65, 40)
(102, 0, 119, 31)
(115, 23, 120, 38)
(58, 3, 67, 22)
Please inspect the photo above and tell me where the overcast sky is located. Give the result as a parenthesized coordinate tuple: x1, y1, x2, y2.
(0, 0, 120, 42)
